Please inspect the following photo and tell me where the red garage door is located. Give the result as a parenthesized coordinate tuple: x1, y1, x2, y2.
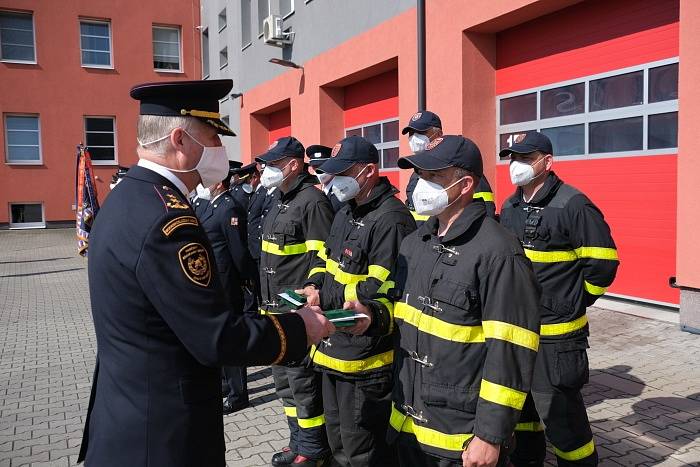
(494, 0, 679, 305)
(343, 70, 401, 188)
(267, 107, 291, 145)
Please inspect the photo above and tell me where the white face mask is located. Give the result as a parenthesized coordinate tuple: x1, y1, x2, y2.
(509, 158, 545, 187)
(260, 160, 293, 189)
(409, 133, 431, 153)
(195, 184, 211, 200)
(413, 176, 466, 216)
(331, 165, 368, 202)
(138, 129, 229, 188)
(241, 183, 253, 194)
(316, 172, 334, 187)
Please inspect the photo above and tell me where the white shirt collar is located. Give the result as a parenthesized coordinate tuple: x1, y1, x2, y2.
(137, 159, 190, 197)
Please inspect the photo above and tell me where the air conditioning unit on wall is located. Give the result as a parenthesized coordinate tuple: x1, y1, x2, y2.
(263, 14, 294, 47)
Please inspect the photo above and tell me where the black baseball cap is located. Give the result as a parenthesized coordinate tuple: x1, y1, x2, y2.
(130, 79, 235, 136)
(255, 136, 305, 163)
(317, 135, 379, 175)
(498, 131, 553, 158)
(233, 162, 258, 177)
(401, 110, 442, 135)
(306, 145, 332, 168)
(398, 135, 483, 177)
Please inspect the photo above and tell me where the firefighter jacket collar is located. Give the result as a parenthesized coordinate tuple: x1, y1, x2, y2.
(348, 176, 398, 216)
(421, 199, 487, 244)
(513, 172, 563, 206)
(280, 171, 317, 202)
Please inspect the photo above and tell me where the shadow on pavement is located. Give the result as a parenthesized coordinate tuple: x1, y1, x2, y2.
(0, 267, 85, 278)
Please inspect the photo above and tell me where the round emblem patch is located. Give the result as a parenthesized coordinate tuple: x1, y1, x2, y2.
(411, 112, 422, 122)
(178, 243, 211, 287)
(514, 133, 527, 144)
(331, 143, 342, 158)
(268, 140, 279, 150)
(425, 137, 443, 150)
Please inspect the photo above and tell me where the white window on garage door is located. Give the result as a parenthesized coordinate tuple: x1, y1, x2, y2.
(9, 202, 44, 229)
(345, 118, 399, 170)
(496, 58, 678, 161)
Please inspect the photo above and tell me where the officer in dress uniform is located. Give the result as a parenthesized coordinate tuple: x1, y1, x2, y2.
(77, 79, 334, 467)
(306, 144, 345, 213)
(402, 111, 497, 223)
(246, 161, 280, 272)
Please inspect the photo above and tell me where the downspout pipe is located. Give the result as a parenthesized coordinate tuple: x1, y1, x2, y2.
(417, 0, 426, 110)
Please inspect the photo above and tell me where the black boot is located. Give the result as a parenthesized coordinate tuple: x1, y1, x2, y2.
(271, 447, 297, 466)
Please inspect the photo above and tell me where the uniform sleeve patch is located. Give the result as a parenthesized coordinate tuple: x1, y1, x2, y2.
(178, 243, 211, 287)
(162, 216, 199, 237)
(230, 217, 238, 226)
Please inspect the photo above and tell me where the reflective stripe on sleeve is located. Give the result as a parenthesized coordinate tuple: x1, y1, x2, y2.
(482, 320, 539, 352)
(479, 379, 527, 410)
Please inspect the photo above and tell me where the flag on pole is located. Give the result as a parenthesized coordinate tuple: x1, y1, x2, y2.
(76, 144, 100, 257)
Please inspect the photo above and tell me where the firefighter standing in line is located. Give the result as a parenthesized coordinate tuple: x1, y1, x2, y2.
(499, 131, 619, 467)
(347, 134, 542, 467)
(257, 137, 335, 467)
(402, 111, 496, 223)
(303, 135, 416, 466)
(306, 144, 345, 213)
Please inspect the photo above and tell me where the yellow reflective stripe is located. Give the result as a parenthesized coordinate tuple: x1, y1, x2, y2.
(575, 246, 618, 261)
(410, 210, 430, 222)
(298, 414, 325, 429)
(368, 264, 391, 282)
(515, 422, 545, 432)
(262, 240, 307, 256)
(307, 267, 326, 278)
(554, 439, 595, 461)
(479, 379, 527, 410)
(473, 191, 494, 202)
(584, 280, 606, 296)
(377, 280, 394, 294)
(344, 282, 358, 302)
(394, 302, 485, 344)
(259, 308, 268, 315)
(305, 240, 325, 252)
(524, 248, 578, 263)
(311, 346, 393, 373)
(284, 406, 297, 417)
(540, 314, 588, 337)
(326, 259, 366, 285)
(524, 247, 618, 263)
(482, 320, 539, 352)
(390, 404, 473, 452)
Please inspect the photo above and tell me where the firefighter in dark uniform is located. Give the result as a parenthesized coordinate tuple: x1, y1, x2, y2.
(303, 135, 416, 466)
(247, 162, 280, 271)
(257, 137, 335, 467)
(402, 111, 496, 223)
(229, 165, 254, 212)
(78, 79, 334, 467)
(499, 131, 619, 467)
(199, 162, 259, 414)
(346, 135, 542, 467)
(306, 144, 346, 213)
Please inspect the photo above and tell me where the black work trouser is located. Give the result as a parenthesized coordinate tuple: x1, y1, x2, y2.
(273, 361, 329, 459)
(511, 338, 598, 467)
(395, 433, 511, 467)
(321, 371, 396, 467)
(222, 366, 248, 405)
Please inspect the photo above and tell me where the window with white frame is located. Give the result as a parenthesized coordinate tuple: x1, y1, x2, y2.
(80, 20, 112, 67)
(0, 11, 35, 62)
(497, 58, 678, 160)
(280, 0, 294, 18)
(345, 119, 400, 170)
(202, 27, 209, 78)
(9, 202, 44, 229)
(5, 114, 41, 163)
(84, 116, 116, 163)
(153, 26, 181, 71)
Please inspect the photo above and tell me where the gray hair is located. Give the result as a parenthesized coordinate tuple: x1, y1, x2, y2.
(454, 167, 480, 186)
(136, 115, 201, 155)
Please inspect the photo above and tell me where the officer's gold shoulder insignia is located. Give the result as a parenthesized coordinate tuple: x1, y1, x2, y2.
(162, 216, 199, 237)
(165, 193, 189, 210)
(178, 243, 211, 287)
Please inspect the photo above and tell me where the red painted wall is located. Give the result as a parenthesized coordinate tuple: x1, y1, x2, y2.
(495, 0, 680, 304)
(0, 0, 201, 224)
(343, 70, 400, 188)
(267, 107, 292, 145)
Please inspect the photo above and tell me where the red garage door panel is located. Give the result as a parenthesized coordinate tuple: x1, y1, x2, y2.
(496, 0, 679, 95)
(343, 70, 400, 188)
(496, 155, 678, 305)
(268, 107, 292, 145)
